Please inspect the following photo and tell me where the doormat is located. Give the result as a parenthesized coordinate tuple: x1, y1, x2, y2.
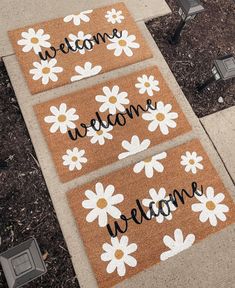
(34, 65, 191, 183)
(67, 139, 235, 288)
(8, 2, 152, 95)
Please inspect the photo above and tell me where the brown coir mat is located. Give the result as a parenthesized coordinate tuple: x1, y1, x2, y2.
(34, 65, 191, 183)
(8, 2, 152, 94)
(67, 139, 235, 288)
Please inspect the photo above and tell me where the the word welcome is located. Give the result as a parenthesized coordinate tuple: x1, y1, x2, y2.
(67, 99, 157, 141)
(106, 181, 204, 238)
(38, 28, 122, 61)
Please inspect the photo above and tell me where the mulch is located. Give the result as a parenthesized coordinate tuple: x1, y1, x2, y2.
(146, 0, 235, 117)
(0, 60, 79, 287)
(0, 0, 234, 287)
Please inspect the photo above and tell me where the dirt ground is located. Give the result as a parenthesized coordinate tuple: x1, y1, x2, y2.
(146, 0, 235, 117)
(0, 0, 234, 287)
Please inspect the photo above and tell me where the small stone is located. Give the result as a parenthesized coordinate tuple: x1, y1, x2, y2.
(218, 96, 224, 103)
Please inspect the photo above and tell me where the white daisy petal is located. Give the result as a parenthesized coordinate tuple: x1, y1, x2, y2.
(160, 228, 195, 261)
(62, 147, 87, 171)
(191, 186, 229, 226)
(118, 136, 150, 160)
(180, 151, 204, 174)
(81, 182, 124, 227)
(101, 236, 137, 276)
(107, 30, 140, 57)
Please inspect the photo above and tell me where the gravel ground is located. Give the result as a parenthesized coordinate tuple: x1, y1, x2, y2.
(0, 0, 234, 287)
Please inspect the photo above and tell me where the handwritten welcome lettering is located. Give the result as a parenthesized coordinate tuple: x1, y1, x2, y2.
(38, 28, 122, 61)
(68, 99, 157, 141)
(106, 182, 204, 238)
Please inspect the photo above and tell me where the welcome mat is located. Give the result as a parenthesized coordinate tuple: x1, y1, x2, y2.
(67, 139, 235, 288)
(8, 2, 153, 94)
(34, 65, 191, 183)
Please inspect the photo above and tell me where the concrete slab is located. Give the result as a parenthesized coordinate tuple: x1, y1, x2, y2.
(201, 106, 235, 183)
(3, 21, 235, 288)
(0, 0, 171, 57)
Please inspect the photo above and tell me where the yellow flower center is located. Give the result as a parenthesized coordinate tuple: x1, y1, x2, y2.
(96, 198, 108, 209)
(144, 82, 151, 87)
(109, 96, 117, 104)
(206, 201, 216, 211)
(144, 157, 152, 163)
(57, 114, 67, 122)
(31, 37, 39, 44)
(156, 201, 165, 208)
(113, 14, 117, 18)
(42, 67, 51, 74)
(115, 249, 124, 260)
(71, 156, 78, 162)
(118, 39, 127, 47)
(155, 113, 165, 122)
(189, 159, 195, 165)
(96, 130, 103, 135)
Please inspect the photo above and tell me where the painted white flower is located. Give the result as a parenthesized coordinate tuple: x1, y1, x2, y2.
(191, 186, 229, 227)
(95, 85, 129, 115)
(63, 10, 93, 26)
(17, 28, 51, 54)
(62, 148, 87, 171)
(68, 31, 93, 54)
(160, 229, 195, 261)
(142, 101, 178, 135)
(71, 62, 102, 82)
(142, 188, 177, 223)
(29, 59, 63, 85)
(133, 152, 167, 178)
(44, 103, 79, 134)
(135, 74, 160, 96)
(107, 30, 140, 57)
(105, 8, 124, 24)
(118, 135, 150, 160)
(101, 236, 137, 276)
(87, 121, 113, 145)
(180, 151, 203, 174)
(82, 182, 124, 227)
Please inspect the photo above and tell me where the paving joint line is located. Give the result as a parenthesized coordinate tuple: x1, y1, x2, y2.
(200, 118, 235, 187)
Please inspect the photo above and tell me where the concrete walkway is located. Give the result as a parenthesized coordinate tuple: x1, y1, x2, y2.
(201, 106, 235, 184)
(1, 1, 235, 287)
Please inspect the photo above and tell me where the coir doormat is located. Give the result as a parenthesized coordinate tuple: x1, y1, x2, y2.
(67, 139, 235, 288)
(8, 2, 152, 94)
(34, 66, 191, 183)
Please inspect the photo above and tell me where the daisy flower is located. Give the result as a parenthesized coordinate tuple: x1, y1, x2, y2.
(17, 28, 51, 54)
(101, 236, 137, 276)
(135, 74, 160, 96)
(160, 228, 195, 261)
(142, 101, 178, 135)
(87, 121, 113, 145)
(142, 187, 177, 223)
(62, 148, 87, 171)
(105, 8, 124, 24)
(133, 152, 167, 178)
(63, 10, 93, 26)
(180, 151, 203, 174)
(82, 182, 124, 227)
(71, 62, 102, 82)
(29, 59, 63, 85)
(44, 103, 79, 134)
(95, 85, 129, 115)
(68, 31, 93, 54)
(107, 30, 140, 57)
(191, 186, 229, 227)
(118, 135, 150, 160)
